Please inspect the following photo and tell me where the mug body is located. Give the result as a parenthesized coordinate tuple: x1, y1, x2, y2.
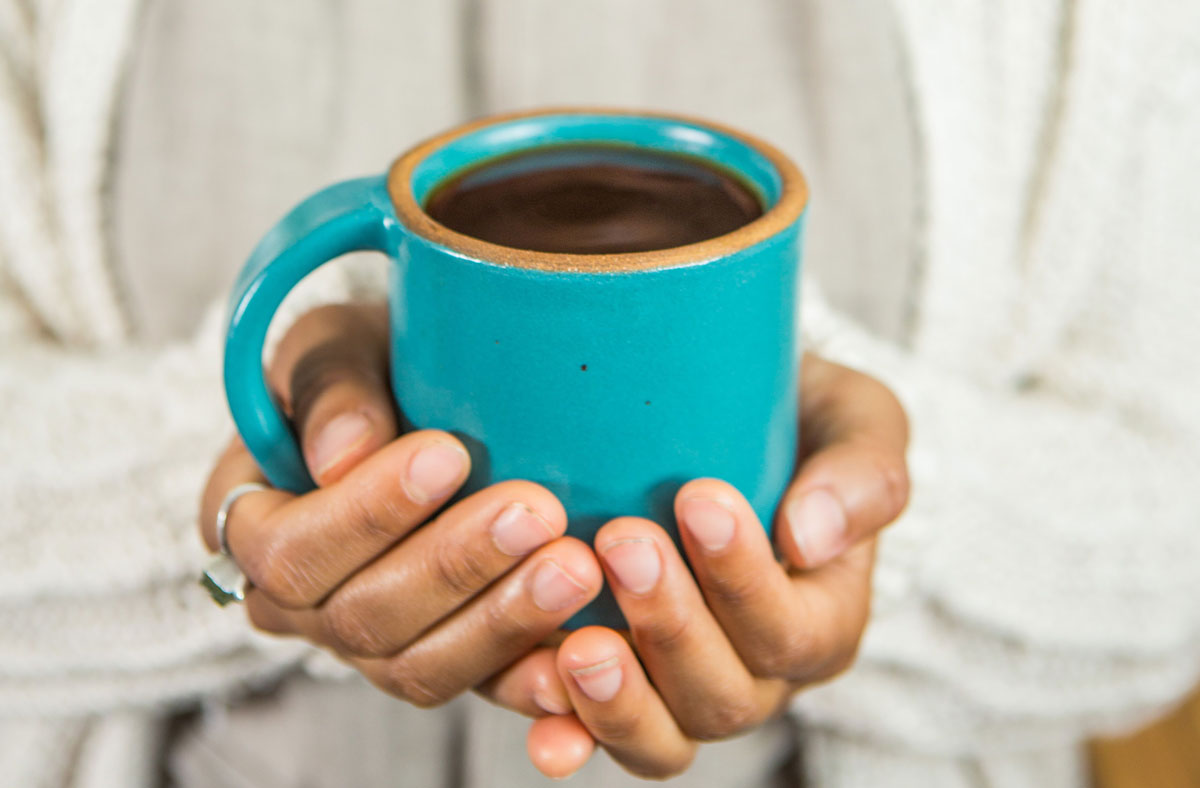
(383, 110, 807, 627)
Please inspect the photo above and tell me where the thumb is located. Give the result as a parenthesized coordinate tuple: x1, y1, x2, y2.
(267, 303, 398, 486)
(775, 354, 910, 568)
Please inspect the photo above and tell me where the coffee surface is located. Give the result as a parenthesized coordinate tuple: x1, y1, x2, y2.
(423, 146, 763, 255)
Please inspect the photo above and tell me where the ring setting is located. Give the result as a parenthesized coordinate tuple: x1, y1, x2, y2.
(200, 482, 270, 606)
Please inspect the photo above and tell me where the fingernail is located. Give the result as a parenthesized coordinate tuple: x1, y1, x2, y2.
(679, 497, 736, 553)
(310, 411, 372, 477)
(600, 538, 661, 595)
(788, 489, 848, 566)
(530, 559, 589, 612)
(533, 687, 571, 716)
(569, 657, 622, 702)
(404, 442, 468, 503)
(491, 503, 557, 557)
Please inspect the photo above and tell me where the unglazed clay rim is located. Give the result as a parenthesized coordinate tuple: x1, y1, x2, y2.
(387, 107, 809, 272)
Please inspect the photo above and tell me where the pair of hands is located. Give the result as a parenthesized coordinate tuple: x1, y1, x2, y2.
(199, 303, 909, 779)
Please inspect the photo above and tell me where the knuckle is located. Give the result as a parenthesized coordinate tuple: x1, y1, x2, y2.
(380, 661, 453, 708)
(428, 545, 494, 600)
(680, 696, 760, 741)
(719, 697, 763, 735)
(338, 487, 396, 547)
(745, 628, 816, 680)
(479, 596, 534, 652)
(810, 634, 865, 683)
(244, 540, 322, 609)
(321, 595, 391, 658)
(633, 606, 692, 654)
(702, 568, 762, 611)
(374, 489, 417, 535)
(743, 649, 788, 679)
(587, 708, 645, 746)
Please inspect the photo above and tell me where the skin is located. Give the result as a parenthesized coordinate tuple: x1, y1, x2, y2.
(199, 302, 909, 779)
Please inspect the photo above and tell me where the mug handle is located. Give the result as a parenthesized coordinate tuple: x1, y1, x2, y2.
(224, 175, 396, 492)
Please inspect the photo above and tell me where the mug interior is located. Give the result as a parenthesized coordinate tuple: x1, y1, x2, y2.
(412, 114, 783, 208)
(388, 109, 807, 272)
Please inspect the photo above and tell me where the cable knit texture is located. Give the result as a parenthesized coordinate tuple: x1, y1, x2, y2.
(1, 1, 1198, 786)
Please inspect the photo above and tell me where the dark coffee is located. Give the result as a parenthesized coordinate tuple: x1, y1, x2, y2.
(423, 145, 763, 254)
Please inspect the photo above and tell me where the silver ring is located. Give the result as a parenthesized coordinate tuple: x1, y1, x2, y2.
(215, 482, 271, 557)
(201, 482, 270, 606)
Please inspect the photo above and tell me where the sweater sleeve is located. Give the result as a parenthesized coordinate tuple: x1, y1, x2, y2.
(0, 263, 378, 718)
(792, 286, 1200, 765)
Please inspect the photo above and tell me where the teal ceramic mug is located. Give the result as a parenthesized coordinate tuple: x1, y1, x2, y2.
(225, 108, 808, 627)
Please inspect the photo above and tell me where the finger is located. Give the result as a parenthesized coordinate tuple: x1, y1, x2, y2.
(227, 429, 471, 609)
(673, 478, 806, 679)
(777, 354, 910, 568)
(674, 478, 871, 683)
(594, 518, 782, 741)
(557, 627, 696, 779)
(267, 303, 396, 486)
(526, 715, 595, 780)
(198, 438, 290, 552)
(346, 538, 601, 708)
(249, 480, 567, 657)
(477, 648, 573, 718)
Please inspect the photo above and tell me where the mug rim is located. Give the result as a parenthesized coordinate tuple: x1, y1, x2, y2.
(386, 107, 809, 272)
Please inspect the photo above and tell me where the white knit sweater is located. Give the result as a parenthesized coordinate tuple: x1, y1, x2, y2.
(2, 1, 1199, 786)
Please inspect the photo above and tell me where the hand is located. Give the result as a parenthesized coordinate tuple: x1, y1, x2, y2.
(199, 303, 600, 718)
(523, 354, 910, 779)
